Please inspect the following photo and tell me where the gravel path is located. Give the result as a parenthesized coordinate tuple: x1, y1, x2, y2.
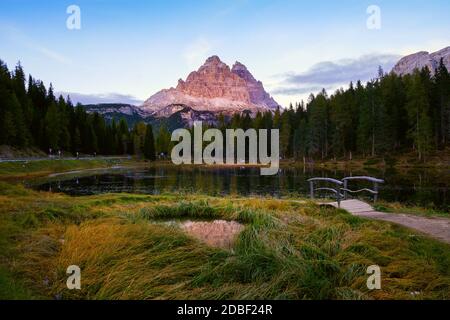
(328, 199, 450, 244)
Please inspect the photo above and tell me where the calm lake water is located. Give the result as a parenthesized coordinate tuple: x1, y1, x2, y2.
(30, 166, 450, 211)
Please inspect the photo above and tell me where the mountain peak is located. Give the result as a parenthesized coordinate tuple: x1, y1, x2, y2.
(232, 61, 256, 82)
(232, 61, 248, 71)
(434, 46, 450, 55)
(205, 55, 223, 64)
(142, 56, 279, 118)
(199, 55, 228, 71)
(392, 46, 450, 76)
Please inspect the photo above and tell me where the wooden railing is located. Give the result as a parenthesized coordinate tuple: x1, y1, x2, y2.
(307, 178, 344, 207)
(308, 176, 384, 206)
(341, 176, 384, 202)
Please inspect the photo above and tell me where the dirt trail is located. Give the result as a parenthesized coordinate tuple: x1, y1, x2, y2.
(327, 199, 450, 244)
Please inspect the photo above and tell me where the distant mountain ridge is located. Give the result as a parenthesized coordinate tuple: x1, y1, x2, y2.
(82, 104, 146, 127)
(82, 48, 450, 128)
(81, 103, 218, 131)
(392, 46, 450, 76)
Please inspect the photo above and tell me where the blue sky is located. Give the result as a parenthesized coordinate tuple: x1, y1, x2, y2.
(0, 0, 449, 107)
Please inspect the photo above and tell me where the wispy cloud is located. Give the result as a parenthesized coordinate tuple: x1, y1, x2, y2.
(34, 46, 71, 64)
(56, 92, 144, 105)
(0, 24, 72, 64)
(272, 53, 401, 96)
(271, 85, 326, 96)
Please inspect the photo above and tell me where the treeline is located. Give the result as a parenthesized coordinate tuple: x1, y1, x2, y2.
(214, 61, 450, 161)
(1, 59, 449, 161)
(0, 60, 167, 159)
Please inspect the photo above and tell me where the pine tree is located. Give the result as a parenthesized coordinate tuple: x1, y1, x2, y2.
(242, 112, 252, 130)
(73, 128, 81, 154)
(262, 111, 273, 129)
(1, 109, 16, 145)
(44, 102, 60, 150)
(57, 96, 71, 151)
(132, 122, 147, 156)
(5, 92, 29, 147)
(307, 90, 329, 159)
(230, 113, 242, 129)
(253, 112, 263, 130)
(110, 118, 118, 155)
(405, 70, 433, 160)
(329, 89, 353, 157)
(117, 118, 129, 154)
(0, 61, 12, 145)
(434, 58, 450, 146)
(144, 124, 156, 160)
(280, 111, 291, 158)
(92, 112, 106, 153)
(156, 125, 171, 156)
(273, 108, 281, 129)
(357, 82, 381, 156)
(12, 63, 32, 145)
(293, 119, 308, 160)
(86, 121, 98, 154)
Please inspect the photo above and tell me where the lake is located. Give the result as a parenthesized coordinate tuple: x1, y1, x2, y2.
(30, 166, 450, 211)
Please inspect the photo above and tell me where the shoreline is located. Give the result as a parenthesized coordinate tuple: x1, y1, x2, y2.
(1, 157, 449, 180)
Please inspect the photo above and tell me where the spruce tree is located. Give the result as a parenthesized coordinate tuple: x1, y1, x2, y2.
(44, 102, 60, 150)
(132, 122, 147, 156)
(156, 125, 171, 156)
(280, 111, 292, 158)
(434, 58, 450, 146)
(405, 70, 433, 160)
(117, 118, 129, 154)
(307, 90, 329, 159)
(144, 124, 156, 160)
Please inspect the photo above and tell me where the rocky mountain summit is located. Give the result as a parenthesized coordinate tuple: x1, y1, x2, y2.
(142, 56, 279, 117)
(392, 46, 450, 76)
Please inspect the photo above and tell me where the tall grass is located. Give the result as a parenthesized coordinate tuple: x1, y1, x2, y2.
(0, 181, 449, 300)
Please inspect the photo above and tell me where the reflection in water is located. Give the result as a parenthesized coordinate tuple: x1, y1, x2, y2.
(31, 166, 450, 210)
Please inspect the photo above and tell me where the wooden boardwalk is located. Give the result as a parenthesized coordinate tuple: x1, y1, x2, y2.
(325, 199, 450, 244)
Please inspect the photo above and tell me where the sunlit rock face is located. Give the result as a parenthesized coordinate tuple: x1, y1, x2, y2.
(392, 46, 450, 76)
(142, 55, 280, 117)
(231, 61, 279, 110)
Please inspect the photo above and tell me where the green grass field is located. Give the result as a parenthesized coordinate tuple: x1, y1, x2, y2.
(0, 159, 112, 179)
(0, 180, 449, 300)
(373, 201, 450, 218)
(0, 158, 139, 179)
